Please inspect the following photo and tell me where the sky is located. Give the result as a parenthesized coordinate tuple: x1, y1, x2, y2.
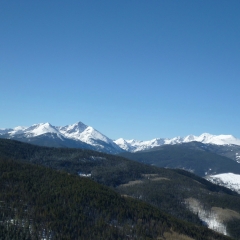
(1, 0, 240, 140)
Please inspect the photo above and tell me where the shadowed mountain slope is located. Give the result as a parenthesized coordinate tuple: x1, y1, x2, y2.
(119, 142, 240, 177)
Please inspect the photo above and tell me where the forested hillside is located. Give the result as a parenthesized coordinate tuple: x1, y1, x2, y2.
(0, 157, 232, 240)
(0, 139, 158, 186)
(1, 139, 240, 238)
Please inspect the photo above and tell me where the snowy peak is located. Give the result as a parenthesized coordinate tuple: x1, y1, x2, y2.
(0, 123, 60, 137)
(23, 123, 60, 137)
(11, 126, 28, 135)
(183, 133, 240, 145)
(59, 123, 125, 153)
(114, 138, 138, 152)
(0, 126, 27, 136)
(114, 137, 184, 152)
(59, 122, 114, 147)
(58, 121, 88, 135)
(183, 135, 196, 142)
(164, 136, 183, 145)
(114, 138, 166, 152)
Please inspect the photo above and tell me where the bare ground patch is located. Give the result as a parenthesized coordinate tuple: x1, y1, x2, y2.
(120, 180, 143, 187)
(211, 207, 240, 222)
(142, 173, 159, 178)
(142, 174, 170, 181)
(151, 177, 170, 181)
(158, 231, 194, 240)
(120, 175, 170, 187)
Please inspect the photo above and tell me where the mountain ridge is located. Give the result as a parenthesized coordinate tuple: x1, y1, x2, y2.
(1, 121, 240, 154)
(114, 133, 240, 152)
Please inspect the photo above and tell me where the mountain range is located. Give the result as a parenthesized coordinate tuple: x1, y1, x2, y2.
(115, 133, 240, 152)
(1, 121, 240, 154)
(0, 122, 123, 154)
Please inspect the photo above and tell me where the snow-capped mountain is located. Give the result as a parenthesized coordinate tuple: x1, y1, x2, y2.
(58, 122, 115, 147)
(114, 138, 167, 152)
(58, 122, 123, 153)
(114, 133, 240, 152)
(183, 133, 240, 145)
(24, 123, 63, 139)
(0, 122, 124, 154)
(1, 123, 61, 138)
(1, 121, 240, 154)
(206, 173, 240, 194)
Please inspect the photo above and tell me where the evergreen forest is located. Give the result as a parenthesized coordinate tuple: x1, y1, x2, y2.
(0, 139, 239, 239)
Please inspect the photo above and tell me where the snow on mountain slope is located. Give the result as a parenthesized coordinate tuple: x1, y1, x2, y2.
(77, 126, 110, 145)
(185, 198, 227, 235)
(0, 128, 13, 135)
(58, 122, 107, 144)
(236, 153, 240, 163)
(57, 122, 88, 137)
(0, 123, 60, 138)
(206, 173, 240, 194)
(23, 123, 62, 138)
(114, 134, 240, 152)
(114, 136, 186, 152)
(114, 138, 167, 152)
(114, 138, 135, 152)
(59, 122, 120, 150)
(0, 126, 27, 135)
(11, 126, 28, 135)
(183, 133, 240, 145)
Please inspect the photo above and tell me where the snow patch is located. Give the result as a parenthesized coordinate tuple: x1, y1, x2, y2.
(236, 153, 240, 163)
(78, 172, 91, 177)
(206, 173, 240, 194)
(185, 198, 227, 235)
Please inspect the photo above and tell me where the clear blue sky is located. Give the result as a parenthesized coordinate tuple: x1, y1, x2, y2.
(1, 0, 240, 140)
